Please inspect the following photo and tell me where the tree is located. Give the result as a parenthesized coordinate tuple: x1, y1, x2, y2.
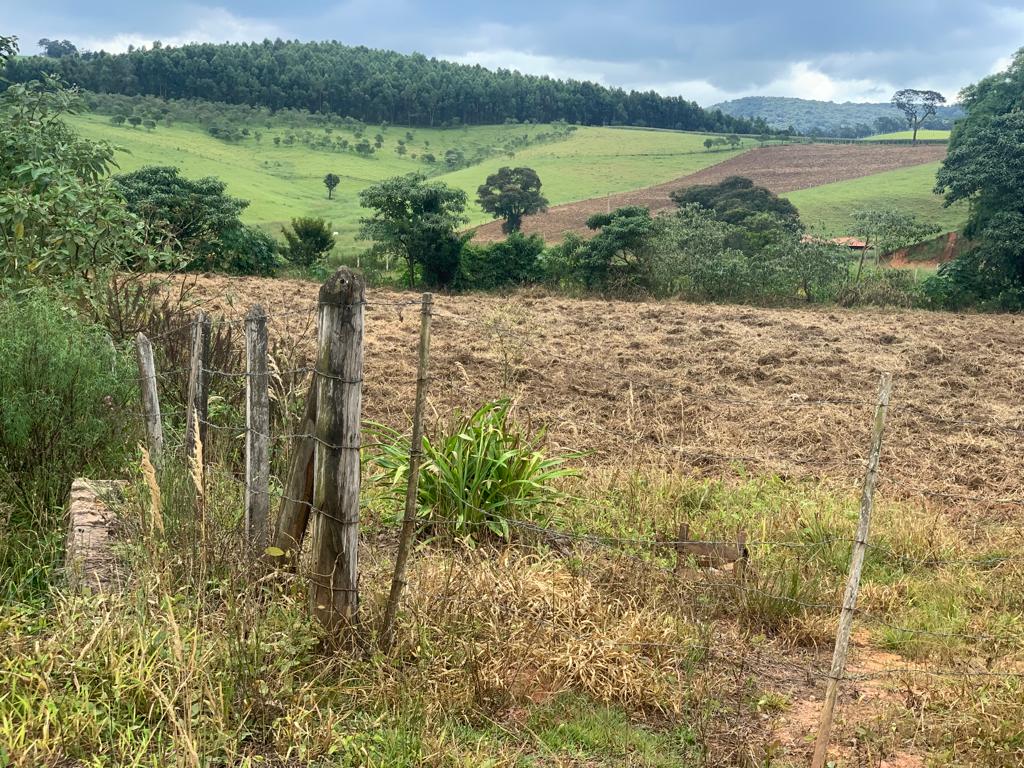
(891, 89, 946, 143)
(476, 166, 549, 234)
(444, 148, 465, 169)
(562, 206, 660, 292)
(670, 176, 801, 230)
(37, 38, 78, 58)
(357, 173, 467, 288)
(127, 115, 142, 128)
(850, 210, 939, 281)
(703, 138, 714, 151)
(281, 217, 336, 267)
(323, 172, 341, 200)
(110, 114, 126, 126)
(727, 134, 741, 149)
(112, 166, 273, 273)
(142, 119, 156, 131)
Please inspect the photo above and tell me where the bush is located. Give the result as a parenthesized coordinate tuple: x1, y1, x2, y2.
(835, 269, 922, 308)
(460, 232, 545, 289)
(215, 225, 282, 276)
(369, 400, 577, 542)
(281, 217, 335, 267)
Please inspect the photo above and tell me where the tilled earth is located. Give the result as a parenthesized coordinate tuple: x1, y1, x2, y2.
(472, 142, 949, 243)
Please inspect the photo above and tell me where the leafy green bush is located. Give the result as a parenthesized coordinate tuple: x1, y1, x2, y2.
(0, 293, 136, 508)
(835, 269, 922, 308)
(460, 232, 544, 289)
(281, 217, 336, 267)
(369, 400, 577, 542)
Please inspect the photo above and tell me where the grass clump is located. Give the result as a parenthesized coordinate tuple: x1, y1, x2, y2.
(369, 399, 578, 542)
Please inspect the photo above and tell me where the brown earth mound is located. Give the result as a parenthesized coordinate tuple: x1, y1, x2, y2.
(472, 143, 948, 243)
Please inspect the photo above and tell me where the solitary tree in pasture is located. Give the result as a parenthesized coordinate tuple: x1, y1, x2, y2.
(110, 114, 126, 127)
(127, 115, 142, 128)
(476, 166, 549, 234)
(323, 173, 341, 200)
(142, 119, 156, 131)
(891, 89, 946, 143)
(727, 134, 741, 149)
(704, 138, 714, 151)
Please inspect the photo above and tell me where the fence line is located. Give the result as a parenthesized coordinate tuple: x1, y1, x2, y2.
(125, 279, 1022, 765)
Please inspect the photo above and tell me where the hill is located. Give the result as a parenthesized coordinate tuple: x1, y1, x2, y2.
(69, 113, 754, 257)
(712, 96, 963, 137)
(4, 40, 768, 133)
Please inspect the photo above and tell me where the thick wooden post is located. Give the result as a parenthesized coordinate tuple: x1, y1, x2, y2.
(245, 305, 271, 548)
(270, 384, 317, 564)
(811, 372, 892, 768)
(134, 332, 164, 467)
(184, 311, 211, 463)
(309, 268, 364, 633)
(380, 293, 433, 650)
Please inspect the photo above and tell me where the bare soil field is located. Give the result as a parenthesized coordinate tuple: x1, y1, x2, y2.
(180, 274, 1023, 514)
(472, 143, 949, 243)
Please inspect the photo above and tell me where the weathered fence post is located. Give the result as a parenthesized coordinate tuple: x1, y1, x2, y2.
(184, 311, 211, 463)
(309, 268, 364, 634)
(245, 305, 271, 548)
(380, 292, 433, 650)
(134, 332, 164, 467)
(270, 385, 317, 565)
(811, 372, 893, 768)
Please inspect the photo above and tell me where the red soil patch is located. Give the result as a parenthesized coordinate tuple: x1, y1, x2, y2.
(472, 143, 948, 243)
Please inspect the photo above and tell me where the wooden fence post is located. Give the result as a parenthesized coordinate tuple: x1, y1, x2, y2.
(270, 385, 317, 565)
(811, 372, 893, 768)
(134, 332, 164, 467)
(245, 305, 271, 549)
(380, 292, 433, 650)
(184, 311, 211, 463)
(309, 268, 364, 633)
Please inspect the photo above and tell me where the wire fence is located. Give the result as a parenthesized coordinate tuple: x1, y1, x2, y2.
(123, 276, 1024, 763)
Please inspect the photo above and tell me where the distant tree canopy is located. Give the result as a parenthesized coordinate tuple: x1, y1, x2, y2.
(476, 167, 549, 234)
(670, 176, 801, 229)
(37, 38, 78, 58)
(3, 40, 768, 132)
(891, 89, 946, 143)
(323, 172, 340, 199)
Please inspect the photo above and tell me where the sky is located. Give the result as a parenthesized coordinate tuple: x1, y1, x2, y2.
(5, 1, 1024, 105)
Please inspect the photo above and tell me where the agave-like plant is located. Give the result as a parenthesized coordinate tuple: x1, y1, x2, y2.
(368, 400, 578, 542)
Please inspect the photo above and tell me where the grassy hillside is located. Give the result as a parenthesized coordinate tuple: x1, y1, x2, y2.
(69, 114, 753, 258)
(785, 161, 968, 235)
(864, 129, 951, 141)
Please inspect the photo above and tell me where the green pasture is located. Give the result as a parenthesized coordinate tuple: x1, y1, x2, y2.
(862, 129, 951, 141)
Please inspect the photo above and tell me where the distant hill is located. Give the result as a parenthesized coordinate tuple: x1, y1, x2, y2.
(3, 40, 768, 134)
(711, 96, 963, 138)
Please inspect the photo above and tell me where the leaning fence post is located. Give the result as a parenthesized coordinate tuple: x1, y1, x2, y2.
(270, 385, 317, 566)
(380, 292, 433, 650)
(309, 268, 364, 634)
(184, 311, 211, 463)
(811, 372, 893, 768)
(134, 332, 164, 467)
(245, 305, 271, 549)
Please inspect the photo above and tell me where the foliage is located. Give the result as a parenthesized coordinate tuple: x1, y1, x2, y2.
(5, 40, 770, 132)
(323, 172, 340, 199)
(669, 175, 801, 230)
(369, 400, 577, 543)
(476, 166, 549, 233)
(850, 209, 940, 280)
(930, 50, 1024, 306)
(460, 231, 545, 289)
(0, 292, 136, 599)
(357, 173, 467, 288)
(281, 217, 336, 267)
(113, 165, 275, 274)
(835, 268, 922, 308)
(37, 38, 78, 58)
(891, 89, 947, 143)
(0, 38, 154, 284)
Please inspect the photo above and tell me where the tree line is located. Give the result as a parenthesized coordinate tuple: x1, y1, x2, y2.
(4, 39, 770, 133)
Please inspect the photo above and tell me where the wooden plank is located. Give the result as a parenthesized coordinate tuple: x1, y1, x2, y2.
(309, 267, 364, 633)
(245, 305, 271, 548)
(183, 311, 211, 463)
(270, 386, 317, 565)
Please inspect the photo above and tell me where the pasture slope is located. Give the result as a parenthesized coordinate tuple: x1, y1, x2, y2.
(69, 114, 752, 256)
(472, 142, 953, 242)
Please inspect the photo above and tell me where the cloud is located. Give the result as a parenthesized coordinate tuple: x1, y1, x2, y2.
(78, 6, 282, 53)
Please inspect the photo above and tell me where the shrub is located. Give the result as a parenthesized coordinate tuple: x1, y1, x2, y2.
(215, 225, 282, 276)
(835, 268, 923, 308)
(369, 400, 577, 542)
(281, 217, 336, 267)
(460, 232, 544, 289)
